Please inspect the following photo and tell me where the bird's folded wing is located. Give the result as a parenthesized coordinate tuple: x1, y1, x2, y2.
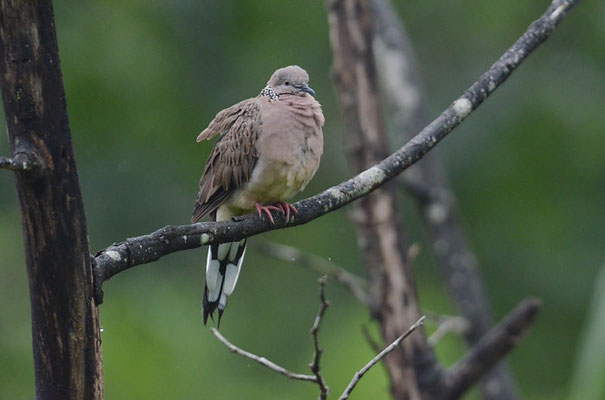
(192, 99, 261, 222)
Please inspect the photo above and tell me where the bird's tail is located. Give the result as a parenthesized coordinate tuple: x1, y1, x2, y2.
(203, 239, 247, 326)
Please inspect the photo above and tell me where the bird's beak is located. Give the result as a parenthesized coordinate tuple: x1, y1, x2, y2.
(299, 83, 316, 97)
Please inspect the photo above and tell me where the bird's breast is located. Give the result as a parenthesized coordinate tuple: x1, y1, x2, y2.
(229, 145, 318, 210)
(222, 96, 324, 213)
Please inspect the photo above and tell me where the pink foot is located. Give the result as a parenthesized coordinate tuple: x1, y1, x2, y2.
(253, 202, 299, 224)
(275, 201, 298, 221)
(254, 202, 282, 225)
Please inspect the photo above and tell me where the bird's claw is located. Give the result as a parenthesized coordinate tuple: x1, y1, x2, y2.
(254, 202, 281, 225)
(275, 202, 298, 221)
(254, 202, 298, 225)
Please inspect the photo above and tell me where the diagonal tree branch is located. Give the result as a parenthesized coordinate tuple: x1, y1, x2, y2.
(93, 0, 581, 304)
(257, 241, 369, 305)
(443, 299, 542, 399)
(338, 316, 426, 400)
(261, 241, 471, 348)
(210, 328, 317, 382)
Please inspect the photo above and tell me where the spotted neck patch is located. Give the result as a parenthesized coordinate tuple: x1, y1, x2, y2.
(259, 85, 279, 101)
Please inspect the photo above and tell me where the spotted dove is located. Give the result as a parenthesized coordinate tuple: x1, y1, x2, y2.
(192, 65, 325, 325)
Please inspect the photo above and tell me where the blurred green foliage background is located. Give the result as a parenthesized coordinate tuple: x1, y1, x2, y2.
(1, 1, 604, 399)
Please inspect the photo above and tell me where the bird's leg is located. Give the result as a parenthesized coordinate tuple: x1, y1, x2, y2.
(275, 201, 298, 221)
(254, 202, 282, 225)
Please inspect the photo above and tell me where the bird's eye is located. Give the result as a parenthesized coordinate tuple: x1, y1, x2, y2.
(285, 81, 290, 86)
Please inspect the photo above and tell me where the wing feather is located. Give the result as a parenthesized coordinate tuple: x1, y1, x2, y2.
(192, 99, 261, 222)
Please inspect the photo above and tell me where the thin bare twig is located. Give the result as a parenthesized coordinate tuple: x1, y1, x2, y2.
(427, 314, 470, 346)
(339, 316, 426, 400)
(257, 241, 368, 305)
(210, 276, 332, 399)
(210, 328, 317, 382)
(309, 276, 330, 399)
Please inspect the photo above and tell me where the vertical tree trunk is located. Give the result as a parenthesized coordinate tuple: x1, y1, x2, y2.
(371, 1, 521, 398)
(327, 0, 441, 398)
(0, 1, 104, 399)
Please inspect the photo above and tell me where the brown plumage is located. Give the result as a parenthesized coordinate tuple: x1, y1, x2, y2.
(193, 65, 324, 325)
(192, 100, 261, 222)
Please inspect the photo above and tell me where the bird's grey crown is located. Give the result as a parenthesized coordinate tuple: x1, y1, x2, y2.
(259, 85, 279, 101)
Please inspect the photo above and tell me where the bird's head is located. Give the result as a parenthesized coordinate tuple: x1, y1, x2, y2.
(267, 65, 316, 97)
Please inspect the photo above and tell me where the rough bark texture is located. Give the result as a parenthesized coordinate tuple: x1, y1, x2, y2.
(372, 0, 521, 398)
(326, 0, 440, 398)
(0, 1, 103, 399)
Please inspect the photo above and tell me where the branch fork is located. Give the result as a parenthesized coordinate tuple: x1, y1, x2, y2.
(211, 277, 426, 400)
(210, 277, 331, 399)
